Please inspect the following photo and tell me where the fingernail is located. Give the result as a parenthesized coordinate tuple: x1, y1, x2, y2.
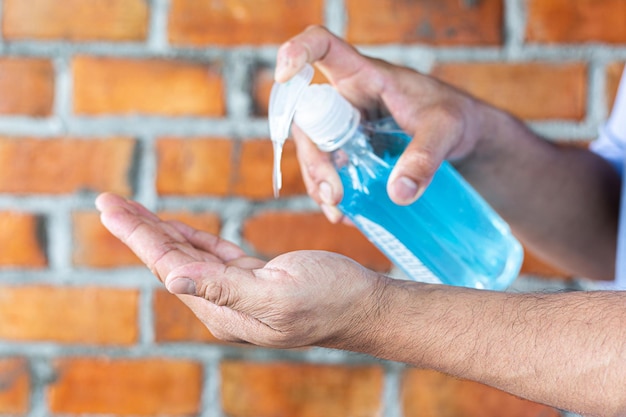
(167, 278, 196, 296)
(319, 182, 334, 205)
(392, 176, 420, 203)
(321, 204, 343, 223)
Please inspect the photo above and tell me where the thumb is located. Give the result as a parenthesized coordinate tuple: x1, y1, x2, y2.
(165, 262, 264, 312)
(387, 107, 465, 205)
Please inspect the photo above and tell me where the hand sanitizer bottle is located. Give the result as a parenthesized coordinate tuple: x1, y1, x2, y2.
(269, 64, 523, 290)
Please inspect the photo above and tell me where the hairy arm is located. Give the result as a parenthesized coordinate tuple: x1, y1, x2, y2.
(358, 279, 626, 417)
(97, 192, 626, 417)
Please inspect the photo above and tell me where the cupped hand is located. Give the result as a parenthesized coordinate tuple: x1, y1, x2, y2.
(96, 192, 388, 349)
(275, 26, 484, 219)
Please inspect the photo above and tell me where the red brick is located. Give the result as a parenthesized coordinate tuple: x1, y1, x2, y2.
(402, 369, 560, 417)
(0, 136, 135, 195)
(526, 0, 626, 44)
(0, 285, 138, 345)
(168, 0, 324, 46)
(233, 139, 306, 199)
(153, 289, 223, 343)
(0, 58, 53, 116)
(346, 0, 503, 46)
(3, 0, 148, 41)
(607, 62, 625, 111)
(0, 212, 47, 268)
(0, 358, 29, 415)
(243, 211, 391, 272)
(73, 210, 221, 268)
(221, 361, 383, 417)
(432, 62, 587, 121)
(156, 137, 233, 196)
(73, 56, 225, 116)
(49, 357, 202, 416)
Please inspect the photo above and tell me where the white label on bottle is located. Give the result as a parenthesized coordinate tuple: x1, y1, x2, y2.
(354, 215, 442, 285)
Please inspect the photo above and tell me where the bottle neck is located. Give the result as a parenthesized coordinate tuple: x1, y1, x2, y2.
(314, 108, 362, 153)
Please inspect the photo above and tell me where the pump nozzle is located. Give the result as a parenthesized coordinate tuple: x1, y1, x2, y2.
(268, 64, 315, 197)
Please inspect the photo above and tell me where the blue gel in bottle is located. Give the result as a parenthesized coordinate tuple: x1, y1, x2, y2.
(330, 117, 523, 289)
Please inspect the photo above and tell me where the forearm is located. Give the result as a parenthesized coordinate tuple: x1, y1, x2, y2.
(455, 103, 621, 280)
(363, 279, 626, 416)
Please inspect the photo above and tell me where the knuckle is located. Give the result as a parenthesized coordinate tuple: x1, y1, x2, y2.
(431, 103, 466, 135)
(199, 278, 235, 307)
(151, 241, 182, 279)
(402, 148, 441, 180)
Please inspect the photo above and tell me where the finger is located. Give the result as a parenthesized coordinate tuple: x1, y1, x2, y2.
(179, 294, 265, 345)
(167, 220, 248, 262)
(277, 26, 386, 112)
(164, 262, 270, 314)
(275, 25, 367, 83)
(387, 107, 465, 205)
(95, 192, 129, 213)
(292, 124, 345, 224)
(226, 256, 267, 269)
(292, 124, 342, 205)
(97, 193, 197, 281)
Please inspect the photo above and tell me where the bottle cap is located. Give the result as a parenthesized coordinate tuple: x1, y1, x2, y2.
(293, 84, 358, 151)
(268, 64, 315, 145)
(268, 64, 359, 151)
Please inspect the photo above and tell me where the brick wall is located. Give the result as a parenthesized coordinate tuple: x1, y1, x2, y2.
(0, 1, 624, 416)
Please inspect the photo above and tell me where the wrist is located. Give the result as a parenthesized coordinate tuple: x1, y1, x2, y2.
(453, 102, 526, 187)
(320, 273, 399, 355)
(330, 274, 434, 364)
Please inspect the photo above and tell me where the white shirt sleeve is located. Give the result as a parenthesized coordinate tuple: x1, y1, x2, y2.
(590, 66, 626, 174)
(589, 66, 626, 288)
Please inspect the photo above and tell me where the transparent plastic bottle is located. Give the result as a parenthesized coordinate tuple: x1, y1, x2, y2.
(269, 65, 523, 290)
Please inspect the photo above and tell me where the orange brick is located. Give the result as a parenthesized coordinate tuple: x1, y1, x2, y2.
(0, 58, 53, 116)
(73, 210, 221, 268)
(607, 62, 625, 111)
(221, 361, 383, 417)
(243, 211, 392, 272)
(73, 56, 225, 116)
(3, 0, 148, 41)
(49, 357, 202, 416)
(346, 0, 503, 46)
(0, 137, 135, 195)
(0, 358, 29, 415)
(402, 369, 560, 417)
(233, 139, 306, 199)
(153, 289, 222, 343)
(0, 285, 138, 345)
(0, 212, 46, 268)
(527, 0, 626, 44)
(432, 62, 587, 121)
(156, 137, 233, 196)
(168, 0, 324, 46)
